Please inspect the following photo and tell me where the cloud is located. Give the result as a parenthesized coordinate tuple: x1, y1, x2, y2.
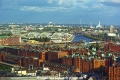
(98, 0, 120, 7)
(48, 0, 77, 6)
(48, 0, 54, 4)
(112, 0, 120, 3)
(92, 3, 106, 9)
(99, 0, 120, 3)
(20, 6, 73, 12)
(48, 0, 87, 6)
(19, 0, 90, 12)
(1, 0, 119, 15)
(48, 0, 90, 10)
(58, 0, 76, 5)
(79, 4, 89, 9)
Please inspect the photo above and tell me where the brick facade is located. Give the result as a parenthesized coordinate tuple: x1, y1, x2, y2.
(104, 41, 120, 52)
(108, 63, 120, 80)
(0, 36, 21, 45)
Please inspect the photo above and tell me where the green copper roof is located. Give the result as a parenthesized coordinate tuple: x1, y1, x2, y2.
(91, 56, 94, 59)
(108, 53, 112, 56)
(87, 52, 90, 55)
(82, 56, 84, 59)
(92, 52, 96, 55)
(72, 53, 75, 58)
(101, 54, 105, 57)
(92, 47, 96, 51)
(114, 58, 116, 61)
(88, 57, 91, 60)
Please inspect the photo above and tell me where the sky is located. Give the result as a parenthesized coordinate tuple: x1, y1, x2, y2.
(0, 0, 120, 25)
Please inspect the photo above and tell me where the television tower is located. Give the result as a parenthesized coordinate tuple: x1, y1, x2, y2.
(80, 18, 81, 27)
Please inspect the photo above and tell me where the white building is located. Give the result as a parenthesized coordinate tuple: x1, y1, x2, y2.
(90, 23, 94, 28)
(96, 21, 102, 28)
(27, 32, 40, 38)
(107, 33, 116, 37)
(39, 32, 52, 38)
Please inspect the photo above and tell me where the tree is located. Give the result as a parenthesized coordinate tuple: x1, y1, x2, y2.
(89, 43, 95, 50)
(96, 43, 100, 51)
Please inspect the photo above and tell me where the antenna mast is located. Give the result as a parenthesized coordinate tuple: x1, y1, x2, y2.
(79, 14, 82, 27)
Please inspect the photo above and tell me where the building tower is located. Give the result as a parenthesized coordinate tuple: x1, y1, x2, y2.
(110, 25, 114, 33)
(99, 21, 100, 25)
(90, 23, 94, 28)
(96, 21, 102, 28)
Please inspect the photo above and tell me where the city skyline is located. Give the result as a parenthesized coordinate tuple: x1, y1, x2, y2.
(0, 0, 120, 25)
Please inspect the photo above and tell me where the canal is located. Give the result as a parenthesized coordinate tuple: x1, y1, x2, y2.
(72, 34, 93, 42)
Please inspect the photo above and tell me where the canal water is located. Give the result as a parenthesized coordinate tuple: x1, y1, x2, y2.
(72, 34, 93, 42)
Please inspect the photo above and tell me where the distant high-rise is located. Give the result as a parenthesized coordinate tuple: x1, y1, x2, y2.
(90, 23, 94, 28)
(110, 25, 114, 33)
(96, 21, 102, 28)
